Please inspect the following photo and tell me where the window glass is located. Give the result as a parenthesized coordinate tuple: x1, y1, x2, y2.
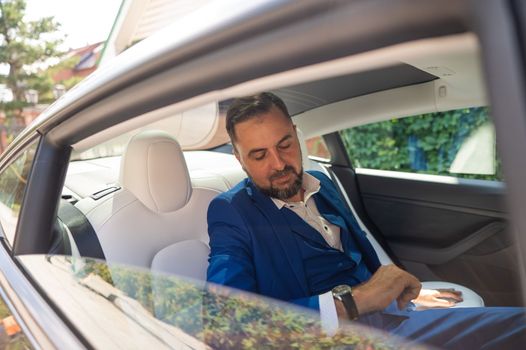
(0, 142, 37, 244)
(20, 255, 417, 349)
(339, 107, 501, 180)
(305, 136, 331, 160)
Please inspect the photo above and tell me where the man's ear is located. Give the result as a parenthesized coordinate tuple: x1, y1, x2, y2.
(233, 145, 241, 162)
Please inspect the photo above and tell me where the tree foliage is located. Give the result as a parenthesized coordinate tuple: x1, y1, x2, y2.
(0, 0, 63, 117)
(339, 107, 500, 180)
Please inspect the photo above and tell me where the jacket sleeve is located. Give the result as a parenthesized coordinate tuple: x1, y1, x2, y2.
(206, 196, 322, 311)
(292, 296, 320, 310)
(206, 197, 258, 293)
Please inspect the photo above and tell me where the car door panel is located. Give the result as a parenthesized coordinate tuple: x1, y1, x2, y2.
(332, 166, 521, 306)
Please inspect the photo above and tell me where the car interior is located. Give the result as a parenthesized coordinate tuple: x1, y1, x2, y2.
(45, 32, 521, 313)
(2, 2, 526, 347)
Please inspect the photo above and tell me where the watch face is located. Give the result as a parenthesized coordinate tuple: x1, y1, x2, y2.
(332, 284, 352, 296)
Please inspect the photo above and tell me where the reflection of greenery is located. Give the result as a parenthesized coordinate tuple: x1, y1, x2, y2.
(82, 262, 424, 349)
(340, 107, 501, 181)
(80, 259, 114, 284)
(6, 334, 32, 350)
(0, 299, 9, 319)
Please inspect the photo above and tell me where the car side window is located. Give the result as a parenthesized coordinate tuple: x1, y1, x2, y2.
(305, 135, 331, 160)
(339, 107, 501, 180)
(0, 142, 38, 245)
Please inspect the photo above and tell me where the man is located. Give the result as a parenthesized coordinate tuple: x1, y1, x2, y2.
(206, 92, 525, 349)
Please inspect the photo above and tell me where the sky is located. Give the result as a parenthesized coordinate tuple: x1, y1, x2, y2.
(25, 0, 123, 50)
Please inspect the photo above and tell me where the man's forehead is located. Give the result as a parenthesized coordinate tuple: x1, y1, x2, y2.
(234, 109, 293, 144)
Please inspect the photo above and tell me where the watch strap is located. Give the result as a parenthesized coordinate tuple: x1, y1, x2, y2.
(333, 285, 359, 320)
(338, 292, 359, 320)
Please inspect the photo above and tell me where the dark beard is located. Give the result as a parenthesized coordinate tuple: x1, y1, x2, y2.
(255, 165, 303, 200)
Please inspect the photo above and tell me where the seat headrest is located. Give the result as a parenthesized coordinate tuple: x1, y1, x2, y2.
(120, 130, 192, 213)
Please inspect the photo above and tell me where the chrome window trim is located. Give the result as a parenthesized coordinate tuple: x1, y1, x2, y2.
(0, 248, 84, 349)
(355, 168, 505, 189)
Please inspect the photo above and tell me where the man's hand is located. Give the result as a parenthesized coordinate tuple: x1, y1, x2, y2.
(351, 264, 421, 315)
(413, 288, 463, 310)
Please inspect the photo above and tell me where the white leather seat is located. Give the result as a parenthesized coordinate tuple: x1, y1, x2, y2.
(152, 240, 210, 280)
(76, 130, 218, 276)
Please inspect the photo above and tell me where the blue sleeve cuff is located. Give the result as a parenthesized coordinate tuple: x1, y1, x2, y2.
(291, 295, 320, 310)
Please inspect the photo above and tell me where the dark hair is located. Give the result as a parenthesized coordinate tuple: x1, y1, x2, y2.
(225, 92, 290, 143)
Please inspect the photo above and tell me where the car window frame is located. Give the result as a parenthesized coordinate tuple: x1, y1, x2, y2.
(456, 0, 526, 299)
(12, 135, 71, 256)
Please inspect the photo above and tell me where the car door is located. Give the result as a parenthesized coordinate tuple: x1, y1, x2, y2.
(286, 0, 526, 308)
(324, 0, 526, 308)
(324, 108, 519, 307)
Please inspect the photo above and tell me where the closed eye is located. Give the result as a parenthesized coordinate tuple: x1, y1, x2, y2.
(253, 151, 266, 160)
(279, 143, 291, 150)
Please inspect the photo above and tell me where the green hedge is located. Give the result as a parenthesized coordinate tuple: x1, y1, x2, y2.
(339, 107, 500, 181)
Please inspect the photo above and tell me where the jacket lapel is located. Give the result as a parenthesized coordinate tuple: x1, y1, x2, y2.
(310, 171, 382, 272)
(247, 182, 310, 296)
(313, 194, 353, 254)
(281, 209, 331, 248)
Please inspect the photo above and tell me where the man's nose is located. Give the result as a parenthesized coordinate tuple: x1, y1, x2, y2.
(268, 149, 286, 170)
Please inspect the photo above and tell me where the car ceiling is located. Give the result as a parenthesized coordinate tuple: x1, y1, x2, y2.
(72, 34, 480, 152)
(272, 63, 438, 116)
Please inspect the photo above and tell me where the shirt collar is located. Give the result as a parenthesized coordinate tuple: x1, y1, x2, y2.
(271, 172, 321, 209)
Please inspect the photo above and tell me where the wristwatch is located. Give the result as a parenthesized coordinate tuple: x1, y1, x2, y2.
(332, 284, 359, 320)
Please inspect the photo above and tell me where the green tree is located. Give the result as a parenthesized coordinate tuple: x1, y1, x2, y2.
(0, 0, 63, 122)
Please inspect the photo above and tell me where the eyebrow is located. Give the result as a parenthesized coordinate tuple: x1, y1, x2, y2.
(247, 134, 293, 157)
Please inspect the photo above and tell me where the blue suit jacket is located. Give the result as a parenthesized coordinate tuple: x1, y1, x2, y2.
(206, 171, 381, 309)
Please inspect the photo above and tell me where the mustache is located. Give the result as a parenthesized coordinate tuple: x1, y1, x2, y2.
(269, 165, 297, 181)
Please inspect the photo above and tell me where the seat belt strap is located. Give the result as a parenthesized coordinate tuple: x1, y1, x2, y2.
(57, 199, 106, 260)
(321, 163, 401, 266)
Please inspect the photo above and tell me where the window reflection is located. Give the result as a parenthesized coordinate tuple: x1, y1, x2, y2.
(21, 256, 428, 349)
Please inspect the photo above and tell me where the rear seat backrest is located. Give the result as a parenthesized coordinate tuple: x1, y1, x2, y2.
(75, 130, 219, 276)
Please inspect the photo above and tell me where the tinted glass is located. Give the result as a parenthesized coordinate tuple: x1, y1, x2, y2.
(305, 136, 331, 160)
